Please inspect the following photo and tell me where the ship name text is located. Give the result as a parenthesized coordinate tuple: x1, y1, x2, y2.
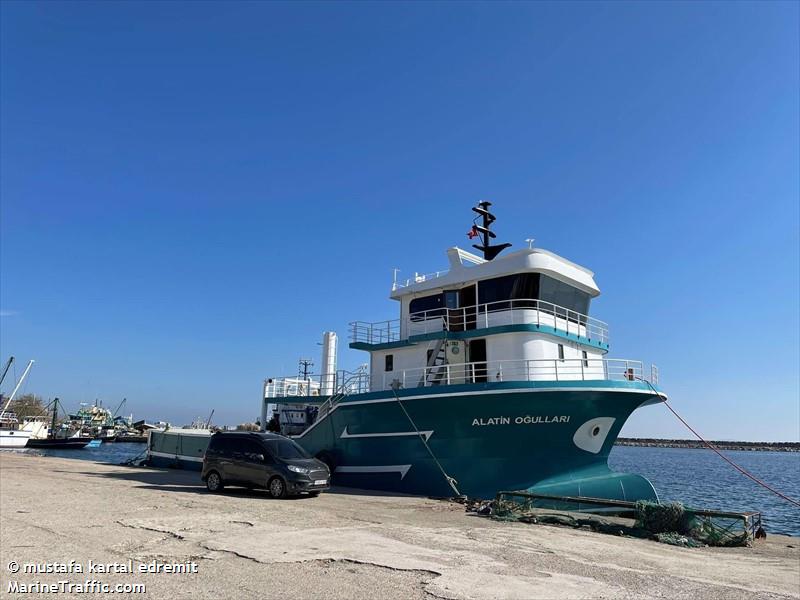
(471, 415, 570, 426)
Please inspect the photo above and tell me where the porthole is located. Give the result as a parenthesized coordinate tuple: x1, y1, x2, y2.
(591, 426, 601, 437)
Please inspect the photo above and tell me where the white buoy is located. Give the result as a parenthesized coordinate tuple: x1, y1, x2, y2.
(320, 332, 338, 395)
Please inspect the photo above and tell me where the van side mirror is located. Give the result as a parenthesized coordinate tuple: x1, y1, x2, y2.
(255, 454, 265, 463)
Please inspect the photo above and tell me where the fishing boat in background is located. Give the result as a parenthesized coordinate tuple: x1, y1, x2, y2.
(20, 415, 52, 440)
(25, 399, 92, 449)
(260, 203, 666, 501)
(0, 358, 35, 448)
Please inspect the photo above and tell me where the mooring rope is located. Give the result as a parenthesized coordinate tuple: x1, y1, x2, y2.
(121, 446, 148, 466)
(639, 378, 800, 509)
(390, 385, 462, 497)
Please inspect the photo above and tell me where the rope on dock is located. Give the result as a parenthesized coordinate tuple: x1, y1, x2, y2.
(120, 447, 148, 467)
(390, 385, 463, 498)
(639, 378, 800, 509)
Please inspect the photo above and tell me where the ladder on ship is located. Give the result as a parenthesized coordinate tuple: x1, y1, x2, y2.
(419, 339, 448, 387)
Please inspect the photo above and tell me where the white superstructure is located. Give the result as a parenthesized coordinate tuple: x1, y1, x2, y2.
(348, 245, 657, 394)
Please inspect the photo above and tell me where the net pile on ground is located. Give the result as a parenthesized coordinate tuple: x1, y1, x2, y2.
(489, 491, 758, 548)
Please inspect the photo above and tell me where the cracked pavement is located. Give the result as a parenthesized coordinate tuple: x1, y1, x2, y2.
(1, 454, 798, 599)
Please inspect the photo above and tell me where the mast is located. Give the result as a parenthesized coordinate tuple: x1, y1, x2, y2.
(471, 201, 512, 261)
(298, 358, 313, 397)
(0, 359, 35, 418)
(51, 398, 59, 440)
(112, 398, 127, 418)
(0, 356, 14, 388)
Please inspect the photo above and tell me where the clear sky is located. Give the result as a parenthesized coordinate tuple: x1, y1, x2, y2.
(1, 1, 797, 440)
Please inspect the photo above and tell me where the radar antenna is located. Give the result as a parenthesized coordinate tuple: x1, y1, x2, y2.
(469, 201, 512, 261)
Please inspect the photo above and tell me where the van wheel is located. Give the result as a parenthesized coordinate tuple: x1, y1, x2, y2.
(206, 471, 224, 493)
(268, 476, 286, 499)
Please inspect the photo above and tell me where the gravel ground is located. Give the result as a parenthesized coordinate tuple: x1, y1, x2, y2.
(1, 454, 798, 599)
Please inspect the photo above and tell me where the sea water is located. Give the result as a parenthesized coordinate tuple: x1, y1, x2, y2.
(6, 443, 799, 536)
(609, 446, 800, 536)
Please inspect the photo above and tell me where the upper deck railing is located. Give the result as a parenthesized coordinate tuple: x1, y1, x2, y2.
(263, 369, 371, 399)
(392, 270, 450, 291)
(380, 357, 659, 392)
(350, 299, 609, 346)
(265, 358, 659, 399)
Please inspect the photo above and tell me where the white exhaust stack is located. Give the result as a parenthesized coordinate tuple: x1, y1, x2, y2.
(320, 331, 338, 395)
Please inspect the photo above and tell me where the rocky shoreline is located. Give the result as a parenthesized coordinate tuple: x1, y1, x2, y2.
(615, 438, 800, 452)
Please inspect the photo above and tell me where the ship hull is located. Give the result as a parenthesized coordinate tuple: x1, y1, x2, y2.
(26, 437, 92, 449)
(291, 380, 663, 500)
(0, 429, 31, 448)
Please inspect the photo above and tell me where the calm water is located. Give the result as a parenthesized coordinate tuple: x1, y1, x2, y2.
(610, 446, 800, 536)
(4, 443, 799, 536)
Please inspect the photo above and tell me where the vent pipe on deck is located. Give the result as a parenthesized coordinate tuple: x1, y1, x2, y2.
(320, 331, 338, 396)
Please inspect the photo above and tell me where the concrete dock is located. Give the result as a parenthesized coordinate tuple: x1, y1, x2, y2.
(1, 454, 798, 599)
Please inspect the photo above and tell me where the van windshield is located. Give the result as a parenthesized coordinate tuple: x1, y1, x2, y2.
(272, 439, 311, 460)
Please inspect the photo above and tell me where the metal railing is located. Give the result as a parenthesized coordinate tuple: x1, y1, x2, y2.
(264, 368, 371, 399)
(265, 358, 659, 399)
(349, 299, 609, 345)
(381, 358, 656, 392)
(350, 320, 401, 345)
(392, 270, 450, 291)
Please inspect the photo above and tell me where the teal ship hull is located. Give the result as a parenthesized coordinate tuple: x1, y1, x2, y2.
(290, 380, 662, 500)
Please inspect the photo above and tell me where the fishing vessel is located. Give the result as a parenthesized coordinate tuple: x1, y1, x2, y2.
(261, 203, 665, 501)
(0, 358, 35, 448)
(25, 399, 92, 449)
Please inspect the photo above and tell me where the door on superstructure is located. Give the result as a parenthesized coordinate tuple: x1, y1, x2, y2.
(459, 284, 477, 330)
(444, 290, 462, 331)
(468, 339, 487, 383)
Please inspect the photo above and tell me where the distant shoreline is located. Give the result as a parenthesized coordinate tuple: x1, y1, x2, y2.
(615, 438, 800, 452)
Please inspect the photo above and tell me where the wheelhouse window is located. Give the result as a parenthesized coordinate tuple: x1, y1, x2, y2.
(409, 293, 445, 320)
(477, 273, 538, 309)
(477, 273, 590, 317)
(538, 274, 590, 316)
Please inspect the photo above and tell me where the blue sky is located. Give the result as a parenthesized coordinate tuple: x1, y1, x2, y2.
(1, 1, 797, 440)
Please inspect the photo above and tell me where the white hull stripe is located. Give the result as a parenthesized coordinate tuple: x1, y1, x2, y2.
(335, 465, 412, 479)
(345, 386, 660, 406)
(148, 450, 204, 463)
(340, 426, 433, 442)
(0, 430, 32, 448)
(294, 385, 662, 439)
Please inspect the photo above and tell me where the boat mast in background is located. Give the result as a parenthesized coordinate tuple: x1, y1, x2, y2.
(0, 359, 35, 417)
(0, 356, 14, 389)
(0, 359, 35, 448)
